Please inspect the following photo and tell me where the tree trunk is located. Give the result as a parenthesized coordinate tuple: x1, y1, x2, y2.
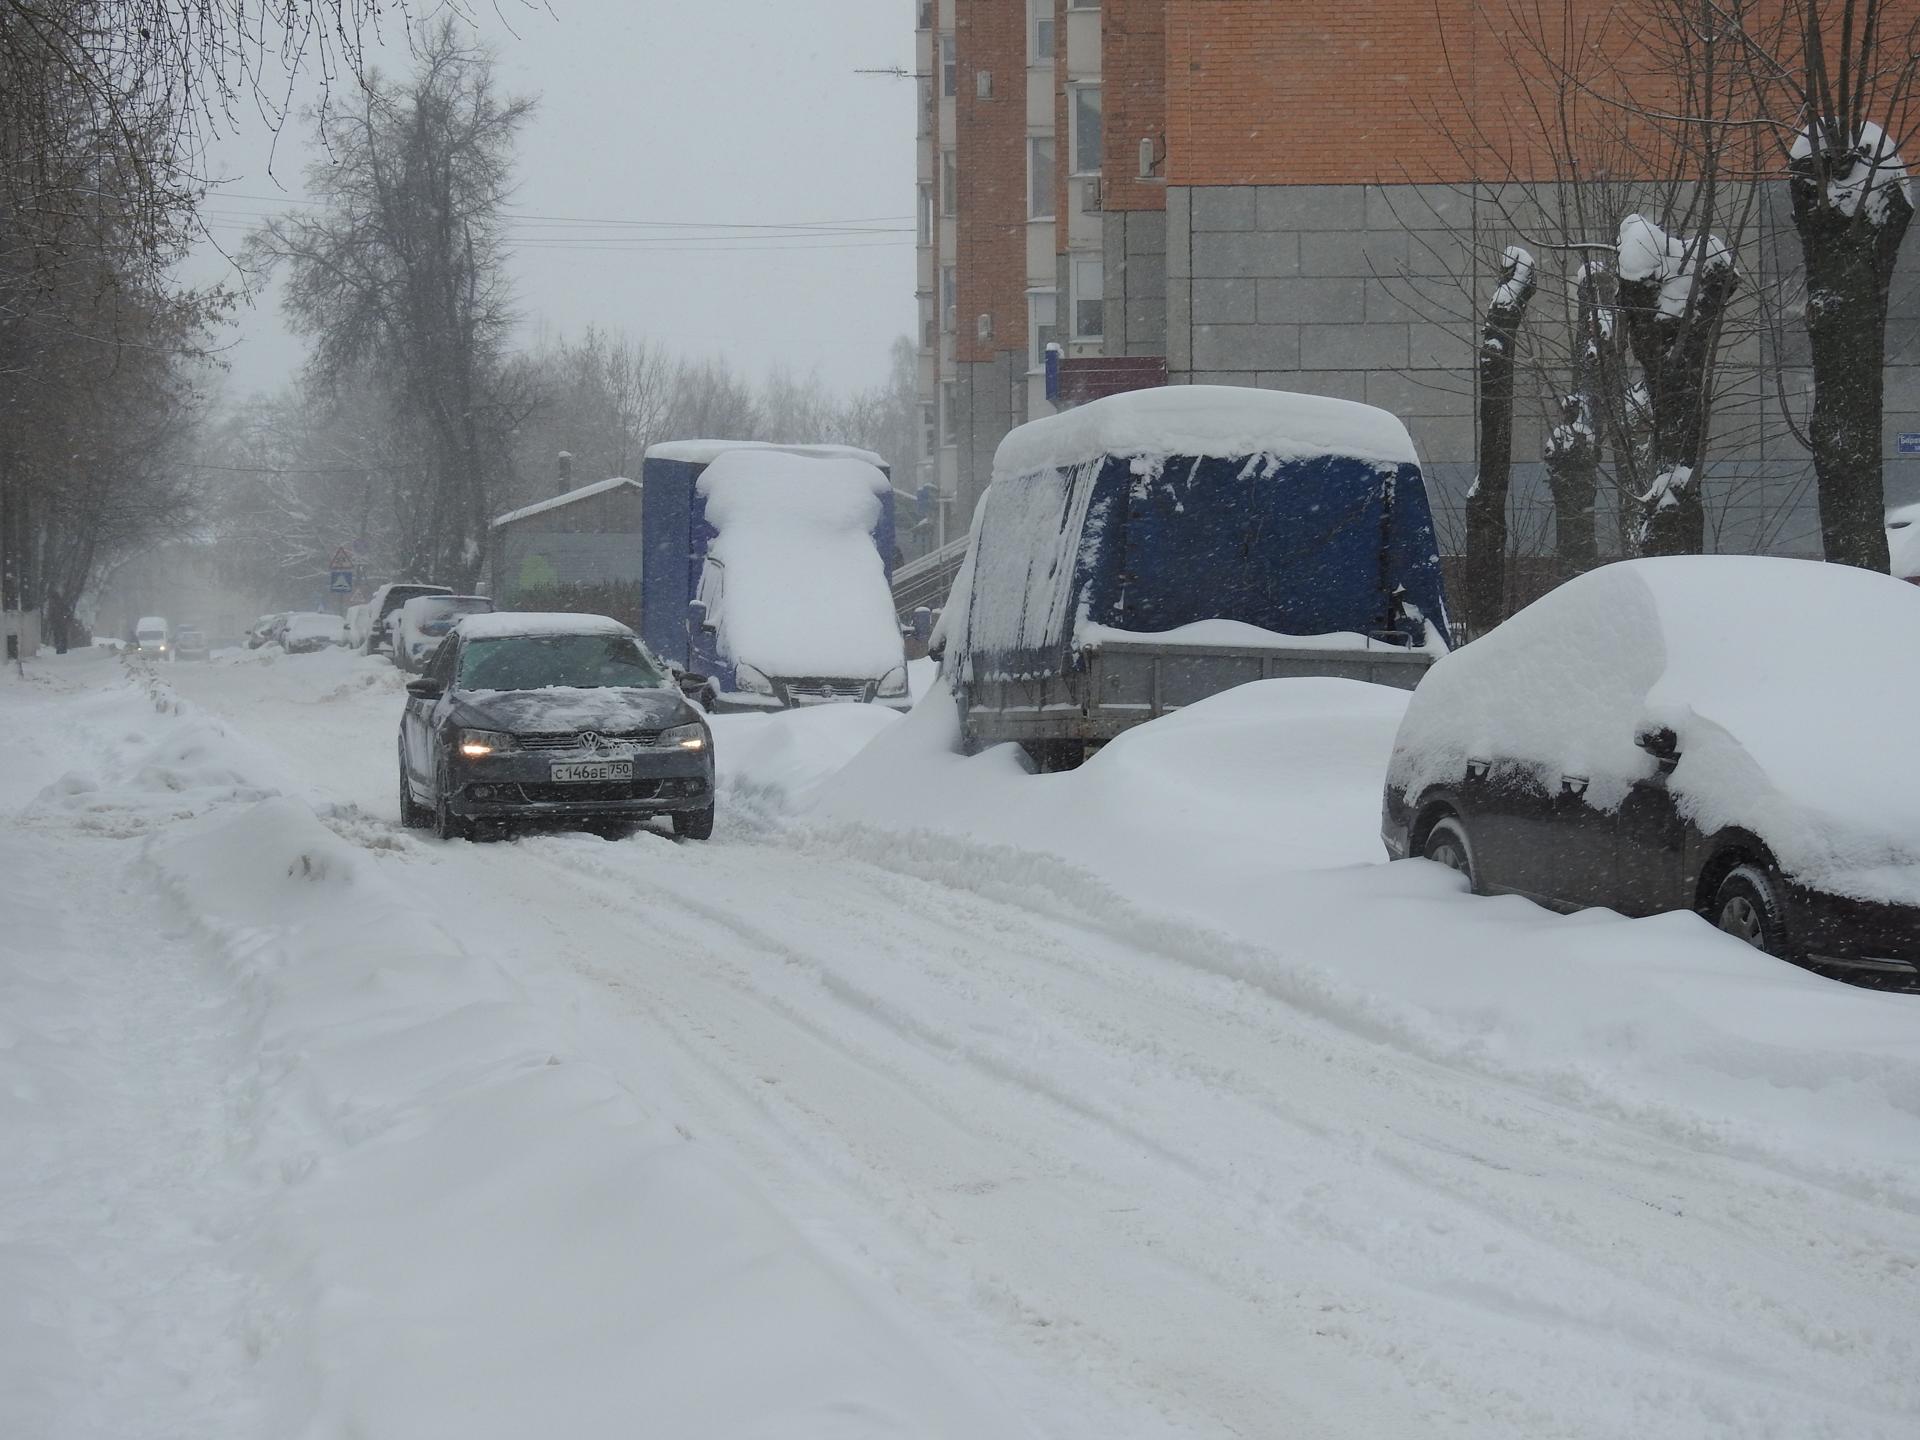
(1544, 265, 1610, 571)
(1464, 247, 1536, 638)
(1793, 179, 1911, 572)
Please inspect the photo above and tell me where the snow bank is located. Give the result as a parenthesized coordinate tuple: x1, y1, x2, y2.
(1391, 556, 1920, 900)
(697, 449, 905, 679)
(728, 674, 1920, 1210)
(993, 384, 1418, 481)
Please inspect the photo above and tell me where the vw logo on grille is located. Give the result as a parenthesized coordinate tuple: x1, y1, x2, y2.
(578, 730, 605, 751)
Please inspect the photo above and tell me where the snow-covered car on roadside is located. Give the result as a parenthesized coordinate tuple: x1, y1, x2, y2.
(393, 593, 494, 672)
(170, 627, 210, 662)
(247, 613, 288, 649)
(134, 616, 170, 656)
(398, 612, 714, 841)
(1382, 556, 1920, 985)
(345, 603, 372, 651)
(362, 582, 453, 658)
(281, 612, 348, 654)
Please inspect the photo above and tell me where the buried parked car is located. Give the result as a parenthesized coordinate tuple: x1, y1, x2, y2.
(397, 612, 714, 841)
(1382, 556, 1920, 985)
(394, 593, 494, 672)
(170, 627, 211, 662)
(282, 612, 348, 653)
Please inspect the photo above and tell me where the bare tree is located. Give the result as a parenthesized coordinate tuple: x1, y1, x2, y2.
(1464, 246, 1538, 637)
(251, 19, 535, 587)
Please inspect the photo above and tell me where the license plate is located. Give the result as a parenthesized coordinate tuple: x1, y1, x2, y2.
(549, 760, 633, 783)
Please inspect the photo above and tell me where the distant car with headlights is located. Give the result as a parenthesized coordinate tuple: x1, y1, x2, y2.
(282, 611, 348, 654)
(394, 593, 494, 672)
(397, 612, 715, 841)
(170, 627, 211, 662)
(1382, 556, 1920, 986)
(134, 616, 170, 656)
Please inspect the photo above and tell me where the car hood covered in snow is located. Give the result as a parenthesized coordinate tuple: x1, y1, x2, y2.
(1388, 556, 1920, 902)
(453, 685, 699, 734)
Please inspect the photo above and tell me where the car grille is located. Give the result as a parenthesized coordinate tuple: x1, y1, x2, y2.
(514, 730, 661, 752)
(504, 776, 707, 804)
(780, 681, 874, 704)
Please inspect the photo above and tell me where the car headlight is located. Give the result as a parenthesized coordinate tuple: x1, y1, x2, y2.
(457, 728, 516, 759)
(661, 722, 709, 752)
(877, 665, 908, 697)
(733, 663, 773, 695)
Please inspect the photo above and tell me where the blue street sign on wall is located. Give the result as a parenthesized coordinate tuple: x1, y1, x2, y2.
(1899, 433, 1920, 455)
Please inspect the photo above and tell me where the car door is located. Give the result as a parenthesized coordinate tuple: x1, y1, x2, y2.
(1611, 776, 1689, 916)
(1535, 773, 1620, 911)
(1455, 757, 1554, 899)
(406, 638, 459, 787)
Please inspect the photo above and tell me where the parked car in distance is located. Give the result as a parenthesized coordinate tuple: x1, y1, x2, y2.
(282, 612, 348, 654)
(247, 613, 289, 649)
(134, 616, 170, 656)
(346, 602, 372, 651)
(171, 627, 211, 662)
(397, 612, 714, 841)
(1382, 556, 1920, 986)
(394, 594, 494, 672)
(362, 582, 453, 656)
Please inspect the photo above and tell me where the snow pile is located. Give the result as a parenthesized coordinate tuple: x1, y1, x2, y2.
(1391, 556, 1920, 900)
(1616, 213, 1734, 317)
(711, 702, 902, 815)
(1792, 118, 1911, 222)
(697, 449, 905, 679)
(993, 384, 1419, 480)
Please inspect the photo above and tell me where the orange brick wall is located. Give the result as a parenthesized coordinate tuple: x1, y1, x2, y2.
(1102, 0, 1167, 212)
(954, 0, 1029, 367)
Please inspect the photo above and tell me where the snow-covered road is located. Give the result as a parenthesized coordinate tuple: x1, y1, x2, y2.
(6, 646, 1920, 1438)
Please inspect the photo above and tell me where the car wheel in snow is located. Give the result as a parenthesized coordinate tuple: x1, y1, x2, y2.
(1422, 815, 1477, 891)
(397, 746, 428, 829)
(1712, 864, 1787, 957)
(673, 803, 715, 841)
(432, 754, 468, 842)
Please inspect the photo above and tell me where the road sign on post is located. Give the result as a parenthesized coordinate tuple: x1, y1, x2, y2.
(329, 569, 354, 594)
(330, 545, 353, 568)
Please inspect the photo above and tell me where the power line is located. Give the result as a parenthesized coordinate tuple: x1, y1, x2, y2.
(204, 188, 913, 231)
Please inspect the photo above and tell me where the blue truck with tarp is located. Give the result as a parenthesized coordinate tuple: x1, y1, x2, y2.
(939, 385, 1451, 768)
(639, 441, 910, 711)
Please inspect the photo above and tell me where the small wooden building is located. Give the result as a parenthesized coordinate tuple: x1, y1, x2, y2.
(488, 477, 644, 630)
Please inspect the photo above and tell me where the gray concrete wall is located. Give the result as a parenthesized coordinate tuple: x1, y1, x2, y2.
(955, 350, 1027, 529)
(1167, 179, 1920, 560)
(1103, 210, 1168, 357)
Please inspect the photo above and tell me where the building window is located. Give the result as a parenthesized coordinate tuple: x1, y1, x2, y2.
(1031, 0, 1055, 61)
(1071, 86, 1102, 174)
(1028, 290, 1058, 370)
(918, 0, 934, 29)
(940, 380, 959, 448)
(919, 294, 936, 349)
(1068, 0, 1099, 8)
(1028, 136, 1055, 220)
(917, 182, 933, 244)
(919, 400, 938, 459)
(941, 149, 957, 216)
(941, 265, 957, 332)
(940, 32, 957, 98)
(1072, 256, 1104, 339)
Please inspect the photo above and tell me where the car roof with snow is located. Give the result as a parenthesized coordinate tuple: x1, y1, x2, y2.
(452, 611, 633, 640)
(992, 384, 1420, 481)
(1388, 555, 1920, 902)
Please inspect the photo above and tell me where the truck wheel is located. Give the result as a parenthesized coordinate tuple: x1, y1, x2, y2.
(1712, 864, 1787, 958)
(673, 803, 715, 841)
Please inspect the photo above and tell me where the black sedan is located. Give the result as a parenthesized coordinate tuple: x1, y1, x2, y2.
(1382, 557, 1920, 987)
(398, 612, 715, 840)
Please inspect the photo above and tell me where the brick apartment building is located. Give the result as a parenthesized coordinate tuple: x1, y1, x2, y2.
(913, 0, 1920, 567)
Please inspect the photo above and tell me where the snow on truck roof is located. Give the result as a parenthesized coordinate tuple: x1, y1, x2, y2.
(489, 476, 640, 530)
(644, 438, 887, 470)
(452, 612, 633, 640)
(993, 385, 1420, 482)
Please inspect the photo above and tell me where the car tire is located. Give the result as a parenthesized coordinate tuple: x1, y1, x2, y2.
(1422, 814, 1477, 892)
(1712, 864, 1788, 957)
(432, 753, 468, 842)
(673, 803, 715, 841)
(398, 744, 428, 829)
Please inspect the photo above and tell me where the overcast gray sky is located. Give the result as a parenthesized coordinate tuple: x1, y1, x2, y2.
(189, 1, 916, 402)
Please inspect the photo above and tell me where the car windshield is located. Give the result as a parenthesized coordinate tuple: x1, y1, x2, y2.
(414, 598, 490, 633)
(457, 633, 665, 692)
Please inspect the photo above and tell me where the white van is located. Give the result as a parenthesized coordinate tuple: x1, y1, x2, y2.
(134, 616, 170, 656)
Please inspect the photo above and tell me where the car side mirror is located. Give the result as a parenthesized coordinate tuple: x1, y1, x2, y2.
(406, 677, 444, 700)
(676, 672, 709, 696)
(1635, 725, 1680, 772)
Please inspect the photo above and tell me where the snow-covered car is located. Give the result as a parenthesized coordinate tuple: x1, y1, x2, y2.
(345, 603, 372, 651)
(247, 613, 288, 649)
(134, 616, 170, 656)
(363, 582, 453, 657)
(170, 627, 210, 662)
(393, 594, 494, 672)
(281, 612, 348, 654)
(398, 612, 714, 841)
(1382, 556, 1920, 984)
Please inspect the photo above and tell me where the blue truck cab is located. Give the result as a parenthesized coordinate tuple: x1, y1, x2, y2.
(941, 385, 1452, 768)
(639, 441, 910, 711)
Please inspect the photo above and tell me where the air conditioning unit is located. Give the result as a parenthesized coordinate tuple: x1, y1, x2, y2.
(976, 312, 993, 342)
(976, 70, 992, 98)
(1082, 176, 1103, 212)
